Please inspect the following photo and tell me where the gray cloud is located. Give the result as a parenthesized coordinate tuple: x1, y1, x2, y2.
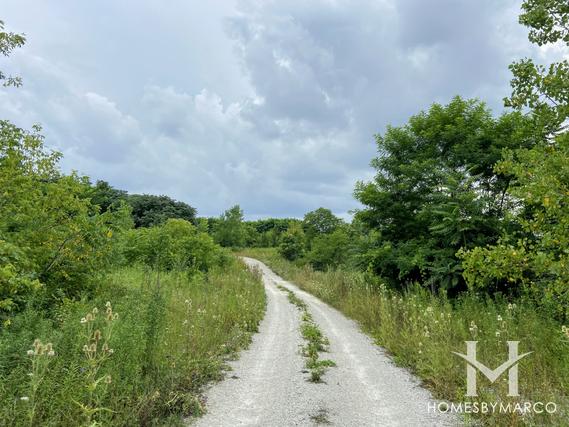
(0, 0, 552, 219)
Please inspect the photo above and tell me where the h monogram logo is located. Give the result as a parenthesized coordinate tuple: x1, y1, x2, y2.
(453, 341, 532, 397)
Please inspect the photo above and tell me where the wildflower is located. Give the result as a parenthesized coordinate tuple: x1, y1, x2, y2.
(93, 330, 102, 341)
(92, 307, 98, 315)
(495, 331, 501, 337)
(497, 315, 503, 322)
(104, 375, 112, 384)
(27, 350, 34, 356)
(20, 396, 29, 402)
(469, 321, 478, 335)
(85, 313, 93, 322)
(105, 301, 111, 308)
(423, 326, 430, 338)
(83, 345, 89, 353)
(80, 317, 87, 324)
(47, 350, 55, 357)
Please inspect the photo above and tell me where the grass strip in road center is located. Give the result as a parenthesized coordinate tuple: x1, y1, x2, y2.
(276, 284, 336, 382)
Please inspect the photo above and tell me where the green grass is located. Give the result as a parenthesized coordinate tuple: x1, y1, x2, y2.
(0, 258, 266, 426)
(241, 248, 569, 426)
(276, 284, 335, 383)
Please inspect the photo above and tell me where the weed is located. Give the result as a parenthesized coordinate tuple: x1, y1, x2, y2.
(243, 248, 569, 426)
(75, 302, 118, 425)
(25, 339, 56, 425)
(0, 258, 266, 425)
(310, 408, 331, 425)
(277, 284, 335, 383)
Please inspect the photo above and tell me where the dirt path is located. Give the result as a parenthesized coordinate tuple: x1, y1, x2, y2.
(192, 257, 459, 427)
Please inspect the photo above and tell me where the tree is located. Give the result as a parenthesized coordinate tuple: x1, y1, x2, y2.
(306, 227, 350, 270)
(214, 205, 246, 248)
(461, 0, 569, 319)
(302, 208, 342, 248)
(506, 0, 569, 136)
(127, 194, 196, 228)
(86, 180, 128, 213)
(0, 20, 25, 87)
(354, 97, 532, 291)
(122, 219, 224, 272)
(278, 223, 306, 261)
(0, 121, 132, 315)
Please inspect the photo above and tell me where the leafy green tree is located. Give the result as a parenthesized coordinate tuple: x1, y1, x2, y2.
(506, 0, 569, 136)
(278, 223, 306, 261)
(244, 218, 302, 247)
(127, 194, 196, 228)
(461, 0, 569, 319)
(86, 180, 128, 213)
(0, 122, 132, 315)
(306, 227, 350, 270)
(122, 218, 224, 272)
(354, 97, 532, 291)
(214, 205, 246, 248)
(0, 20, 25, 87)
(303, 208, 341, 236)
(302, 208, 342, 251)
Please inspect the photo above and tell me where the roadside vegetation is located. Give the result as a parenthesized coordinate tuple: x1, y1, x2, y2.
(1, 0, 568, 426)
(1, 262, 265, 426)
(0, 27, 265, 426)
(276, 285, 335, 383)
(243, 248, 568, 426)
(235, 7, 569, 425)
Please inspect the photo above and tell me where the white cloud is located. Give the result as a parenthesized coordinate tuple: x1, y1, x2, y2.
(0, 0, 560, 218)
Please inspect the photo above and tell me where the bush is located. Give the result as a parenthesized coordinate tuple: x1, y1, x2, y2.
(306, 228, 349, 270)
(243, 248, 569, 427)
(0, 121, 132, 314)
(122, 218, 227, 272)
(0, 260, 266, 425)
(278, 224, 305, 261)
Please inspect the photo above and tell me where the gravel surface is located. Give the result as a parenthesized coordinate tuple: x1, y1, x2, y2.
(191, 257, 460, 427)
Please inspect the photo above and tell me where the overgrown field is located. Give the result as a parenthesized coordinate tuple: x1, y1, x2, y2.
(0, 260, 265, 426)
(242, 248, 569, 426)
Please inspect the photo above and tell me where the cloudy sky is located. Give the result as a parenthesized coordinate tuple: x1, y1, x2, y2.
(0, 0, 555, 219)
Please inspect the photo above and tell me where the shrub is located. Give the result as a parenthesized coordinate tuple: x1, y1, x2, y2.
(122, 218, 227, 272)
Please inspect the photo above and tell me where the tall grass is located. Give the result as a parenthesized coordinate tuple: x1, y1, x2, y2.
(0, 258, 265, 426)
(242, 248, 569, 426)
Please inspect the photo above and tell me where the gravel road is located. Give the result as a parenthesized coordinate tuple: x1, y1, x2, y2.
(192, 257, 460, 427)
